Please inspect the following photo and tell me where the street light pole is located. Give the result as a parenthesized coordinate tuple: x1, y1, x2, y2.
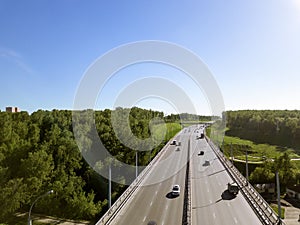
(276, 171, 282, 223)
(230, 142, 233, 163)
(28, 190, 54, 225)
(136, 151, 138, 178)
(245, 148, 249, 181)
(108, 165, 112, 208)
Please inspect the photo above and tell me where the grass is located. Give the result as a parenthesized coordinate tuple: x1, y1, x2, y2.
(220, 135, 300, 161)
(270, 204, 285, 219)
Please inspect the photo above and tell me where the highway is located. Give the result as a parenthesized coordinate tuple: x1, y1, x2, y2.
(191, 126, 263, 225)
(109, 128, 190, 225)
(107, 125, 264, 225)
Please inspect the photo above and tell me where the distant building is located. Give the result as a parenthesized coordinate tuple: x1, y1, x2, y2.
(6, 106, 20, 113)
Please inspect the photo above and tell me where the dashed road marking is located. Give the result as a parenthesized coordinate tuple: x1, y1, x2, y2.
(234, 217, 238, 224)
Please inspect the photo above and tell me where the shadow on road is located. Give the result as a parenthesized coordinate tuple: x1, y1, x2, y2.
(202, 160, 210, 166)
(166, 192, 179, 199)
(208, 169, 226, 177)
(192, 198, 222, 209)
(192, 190, 238, 210)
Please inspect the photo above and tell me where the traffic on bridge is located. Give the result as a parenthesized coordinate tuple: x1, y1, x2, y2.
(97, 125, 281, 225)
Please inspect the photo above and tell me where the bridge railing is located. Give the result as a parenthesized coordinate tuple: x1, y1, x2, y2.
(206, 137, 285, 225)
(95, 140, 172, 225)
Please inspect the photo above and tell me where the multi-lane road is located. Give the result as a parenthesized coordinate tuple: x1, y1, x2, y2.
(108, 125, 263, 225)
(190, 127, 262, 224)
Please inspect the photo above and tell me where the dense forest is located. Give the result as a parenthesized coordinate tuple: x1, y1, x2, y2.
(0, 107, 182, 222)
(164, 113, 215, 123)
(223, 110, 300, 190)
(226, 110, 300, 149)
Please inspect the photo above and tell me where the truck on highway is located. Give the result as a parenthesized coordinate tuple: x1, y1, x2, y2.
(227, 182, 239, 195)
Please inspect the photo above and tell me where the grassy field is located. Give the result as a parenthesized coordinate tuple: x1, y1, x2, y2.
(196, 126, 300, 164)
(220, 135, 300, 162)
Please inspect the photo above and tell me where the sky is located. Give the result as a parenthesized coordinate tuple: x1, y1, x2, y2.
(1, 0, 300, 115)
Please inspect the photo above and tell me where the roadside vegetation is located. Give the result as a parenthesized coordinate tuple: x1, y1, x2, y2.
(0, 107, 186, 224)
(270, 204, 285, 219)
(221, 136, 299, 161)
(208, 110, 300, 192)
(3, 108, 300, 223)
(226, 110, 300, 150)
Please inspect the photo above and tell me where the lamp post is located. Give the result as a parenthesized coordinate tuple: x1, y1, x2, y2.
(28, 190, 54, 225)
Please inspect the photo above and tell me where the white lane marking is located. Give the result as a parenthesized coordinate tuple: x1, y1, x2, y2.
(143, 216, 146, 222)
(213, 212, 216, 219)
(227, 202, 230, 207)
(234, 217, 238, 224)
(150, 201, 153, 206)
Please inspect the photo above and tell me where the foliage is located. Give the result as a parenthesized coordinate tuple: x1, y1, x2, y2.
(226, 110, 300, 149)
(221, 136, 298, 160)
(164, 113, 212, 123)
(249, 152, 297, 190)
(0, 107, 184, 222)
(224, 110, 300, 188)
(270, 204, 285, 219)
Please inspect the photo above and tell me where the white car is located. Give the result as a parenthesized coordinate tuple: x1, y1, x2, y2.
(172, 184, 180, 196)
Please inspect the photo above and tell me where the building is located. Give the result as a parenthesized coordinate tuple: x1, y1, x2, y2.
(6, 107, 20, 113)
(286, 185, 300, 199)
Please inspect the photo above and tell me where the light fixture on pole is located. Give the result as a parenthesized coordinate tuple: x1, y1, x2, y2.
(28, 190, 54, 225)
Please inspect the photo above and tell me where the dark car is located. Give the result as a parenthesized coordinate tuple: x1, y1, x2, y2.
(198, 151, 204, 156)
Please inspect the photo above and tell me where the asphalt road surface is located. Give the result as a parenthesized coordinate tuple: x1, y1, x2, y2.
(190, 126, 263, 225)
(110, 128, 190, 225)
(109, 125, 263, 225)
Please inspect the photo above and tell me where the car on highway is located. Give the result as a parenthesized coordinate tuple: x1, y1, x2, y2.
(227, 182, 239, 195)
(198, 151, 204, 156)
(171, 184, 180, 196)
(171, 140, 177, 145)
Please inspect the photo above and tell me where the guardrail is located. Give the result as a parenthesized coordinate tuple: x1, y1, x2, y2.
(206, 137, 285, 225)
(95, 139, 173, 225)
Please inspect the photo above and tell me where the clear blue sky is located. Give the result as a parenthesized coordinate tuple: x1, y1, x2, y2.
(1, 0, 300, 115)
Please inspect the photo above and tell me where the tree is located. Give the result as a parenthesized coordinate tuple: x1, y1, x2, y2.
(273, 152, 296, 188)
(250, 162, 274, 184)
